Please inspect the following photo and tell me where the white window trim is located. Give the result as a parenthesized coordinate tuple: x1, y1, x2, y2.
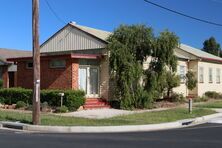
(199, 67, 204, 83)
(216, 68, 221, 84)
(209, 68, 213, 83)
(179, 65, 185, 83)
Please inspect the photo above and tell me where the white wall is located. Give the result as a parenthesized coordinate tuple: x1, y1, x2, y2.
(173, 60, 188, 96)
(197, 61, 222, 96)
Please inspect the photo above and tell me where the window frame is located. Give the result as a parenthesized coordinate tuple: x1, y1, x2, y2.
(49, 59, 66, 69)
(179, 65, 186, 83)
(209, 68, 213, 83)
(216, 68, 221, 84)
(26, 61, 33, 69)
(199, 67, 204, 83)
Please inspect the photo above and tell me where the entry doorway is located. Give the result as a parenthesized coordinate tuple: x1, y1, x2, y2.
(79, 66, 99, 97)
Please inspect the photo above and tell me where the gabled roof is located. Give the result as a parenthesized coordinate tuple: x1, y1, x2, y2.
(40, 22, 112, 53)
(0, 48, 31, 63)
(177, 44, 222, 63)
(70, 22, 112, 41)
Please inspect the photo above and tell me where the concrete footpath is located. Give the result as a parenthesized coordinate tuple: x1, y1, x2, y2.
(1, 112, 222, 133)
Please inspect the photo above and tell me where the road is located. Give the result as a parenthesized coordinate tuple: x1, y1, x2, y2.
(0, 123, 222, 148)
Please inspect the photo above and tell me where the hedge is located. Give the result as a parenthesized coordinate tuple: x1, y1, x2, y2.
(0, 88, 85, 111)
(204, 91, 222, 99)
(0, 79, 3, 88)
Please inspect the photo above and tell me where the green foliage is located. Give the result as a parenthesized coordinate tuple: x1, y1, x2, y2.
(108, 24, 180, 109)
(41, 101, 48, 108)
(185, 71, 197, 91)
(55, 105, 68, 113)
(0, 88, 85, 110)
(0, 97, 5, 104)
(15, 101, 27, 109)
(65, 90, 85, 111)
(202, 37, 221, 57)
(107, 24, 154, 109)
(0, 79, 3, 88)
(193, 96, 208, 102)
(165, 71, 180, 98)
(204, 91, 222, 99)
(170, 93, 186, 103)
(0, 88, 32, 105)
(145, 31, 179, 100)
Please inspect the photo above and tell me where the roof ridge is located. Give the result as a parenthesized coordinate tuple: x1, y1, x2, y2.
(0, 48, 31, 52)
(69, 22, 112, 34)
(180, 43, 222, 61)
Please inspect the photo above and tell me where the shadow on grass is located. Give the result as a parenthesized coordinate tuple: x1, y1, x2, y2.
(5, 116, 32, 124)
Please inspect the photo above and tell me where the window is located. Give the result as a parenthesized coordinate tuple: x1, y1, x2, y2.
(26, 61, 33, 69)
(179, 65, 185, 83)
(199, 67, 204, 83)
(209, 68, 213, 83)
(216, 68, 220, 84)
(50, 59, 66, 68)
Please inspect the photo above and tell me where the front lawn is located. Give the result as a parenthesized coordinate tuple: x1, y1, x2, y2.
(195, 100, 222, 108)
(0, 108, 215, 126)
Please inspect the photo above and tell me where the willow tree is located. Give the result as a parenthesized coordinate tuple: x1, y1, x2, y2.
(108, 25, 179, 109)
(145, 31, 179, 100)
(107, 25, 154, 109)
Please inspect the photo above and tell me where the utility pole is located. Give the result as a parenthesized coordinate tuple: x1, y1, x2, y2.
(32, 0, 41, 125)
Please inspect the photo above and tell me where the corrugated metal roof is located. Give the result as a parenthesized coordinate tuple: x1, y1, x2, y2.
(70, 22, 112, 41)
(40, 23, 111, 53)
(0, 48, 32, 63)
(179, 44, 222, 61)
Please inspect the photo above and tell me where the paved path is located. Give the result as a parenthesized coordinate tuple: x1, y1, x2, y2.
(60, 108, 169, 119)
(1, 123, 222, 148)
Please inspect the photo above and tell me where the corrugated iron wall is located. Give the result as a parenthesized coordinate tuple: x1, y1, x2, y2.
(41, 26, 107, 53)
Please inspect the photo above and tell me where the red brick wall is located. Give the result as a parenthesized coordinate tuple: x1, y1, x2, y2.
(16, 56, 78, 90)
(2, 66, 9, 88)
(71, 59, 79, 89)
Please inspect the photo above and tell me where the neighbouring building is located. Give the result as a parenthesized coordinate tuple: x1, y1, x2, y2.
(0, 48, 31, 88)
(7, 22, 222, 101)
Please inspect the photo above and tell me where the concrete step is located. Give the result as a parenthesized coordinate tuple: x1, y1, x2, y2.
(84, 98, 110, 109)
(83, 104, 111, 110)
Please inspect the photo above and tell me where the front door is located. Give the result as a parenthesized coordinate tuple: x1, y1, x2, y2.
(79, 66, 99, 97)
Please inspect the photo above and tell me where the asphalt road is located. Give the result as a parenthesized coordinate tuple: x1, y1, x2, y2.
(0, 123, 222, 148)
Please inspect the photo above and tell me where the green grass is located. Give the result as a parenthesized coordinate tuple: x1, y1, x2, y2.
(195, 100, 222, 108)
(0, 108, 216, 126)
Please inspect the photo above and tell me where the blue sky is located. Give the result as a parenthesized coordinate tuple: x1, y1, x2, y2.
(0, 0, 222, 51)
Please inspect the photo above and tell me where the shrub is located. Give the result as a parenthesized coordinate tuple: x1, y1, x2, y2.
(65, 90, 85, 111)
(0, 88, 32, 104)
(15, 101, 27, 109)
(55, 105, 68, 113)
(0, 97, 5, 104)
(193, 96, 208, 102)
(109, 100, 120, 109)
(41, 101, 48, 108)
(0, 88, 85, 111)
(205, 91, 222, 99)
(170, 93, 186, 103)
(0, 79, 3, 88)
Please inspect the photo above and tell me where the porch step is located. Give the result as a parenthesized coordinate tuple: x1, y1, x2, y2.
(83, 98, 110, 110)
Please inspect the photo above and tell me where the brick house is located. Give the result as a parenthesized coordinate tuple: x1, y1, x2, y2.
(8, 22, 222, 104)
(8, 22, 111, 101)
(0, 48, 31, 88)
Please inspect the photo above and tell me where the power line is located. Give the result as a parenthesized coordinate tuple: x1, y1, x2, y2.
(144, 0, 222, 27)
(44, 0, 66, 24)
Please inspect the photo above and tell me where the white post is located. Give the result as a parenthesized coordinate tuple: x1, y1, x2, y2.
(59, 93, 64, 107)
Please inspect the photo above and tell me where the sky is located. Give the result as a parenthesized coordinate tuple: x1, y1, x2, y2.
(0, 0, 222, 51)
